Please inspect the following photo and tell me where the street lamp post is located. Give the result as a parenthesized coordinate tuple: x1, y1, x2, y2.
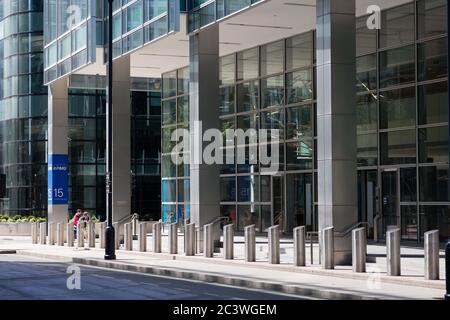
(104, 0, 116, 260)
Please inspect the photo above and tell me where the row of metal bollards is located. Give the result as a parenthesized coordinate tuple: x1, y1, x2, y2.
(32, 220, 445, 283)
(31, 221, 107, 249)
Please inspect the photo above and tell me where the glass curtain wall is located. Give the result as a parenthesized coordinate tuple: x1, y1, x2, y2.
(0, 0, 47, 216)
(161, 67, 189, 225)
(68, 75, 161, 220)
(356, 0, 449, 241)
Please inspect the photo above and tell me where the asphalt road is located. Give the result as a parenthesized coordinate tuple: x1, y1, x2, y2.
(0, 254, 308, 300)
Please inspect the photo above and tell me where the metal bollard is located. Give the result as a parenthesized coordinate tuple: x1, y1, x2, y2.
(245, 225, 256, 262)
(321, 227, 334, 270)
(424, 230, 440, 280)
(39, 222, 47, 245)
(223, 224, 234, 260)
(184, 223, 195, 256)
(139, 222, 147, 252)
(87, 222, 96, 248)
(445, 239, 450, 300)
(196, 227, 204, 254)
(152, 222, 162, 253)
(77, 223, 85, 248)
(386, 228, 401, 276)
(268, 225, 280, 264)
(113, 222, 120, 249)
(352, 227, 366, 273)
(294, 226, 306, 266)
(66, 222, 74, 247)
(56, 223, 64, 246)
(48, 223, 55, 246)
(204, 223, 214, 258)
(124, 222, 133, 251)
(99, 222, 106, 249)
(31, 222, 39, 244)
(168, 223, 178, 254)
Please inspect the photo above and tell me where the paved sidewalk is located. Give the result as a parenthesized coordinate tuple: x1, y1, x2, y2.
(1, 236, 447, 300)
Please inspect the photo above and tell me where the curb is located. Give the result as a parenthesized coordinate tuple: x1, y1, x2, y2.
(16, 250, 383, 300)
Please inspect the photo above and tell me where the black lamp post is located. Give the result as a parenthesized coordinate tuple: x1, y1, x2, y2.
(104, 0, 116, 260)
(446, 0, 450, 300)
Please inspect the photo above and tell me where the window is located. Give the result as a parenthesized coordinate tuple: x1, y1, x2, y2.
(419, 166, 449, 202)
(418, 37, 447, 82)
(419, 126, 448, 163)
(379, 45, 415, 88)
(356, 94, 378, 132)
(237, 81, 258, 113)
(380, 130, 416, 165)
(356, 54, 377, 93)
(286, 32, 313, 70)
(237, 48, 258, 81)
(286, 69, 313, 104)
(380, 3, 415, 48)
(220, 54, 235, 86)
(261, 40, 284, 77)
(357, 133, 377, 167)
(286, 105, 312, 141)
(261, 75, 284, 108)
(417, 0, 447, 39)
(356, 16, 376, 55)
(379, 86, 416, 129)
(418, 81, 448, 125)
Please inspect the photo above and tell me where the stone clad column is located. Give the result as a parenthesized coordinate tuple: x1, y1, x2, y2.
(316, 0, 358, 264)
(189, 25, 221, 230)
(111, 56, 131, 223)
(48, 78, 69, 226)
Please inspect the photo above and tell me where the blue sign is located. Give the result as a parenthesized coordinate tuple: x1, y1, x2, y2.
(48, 154, 68, 205)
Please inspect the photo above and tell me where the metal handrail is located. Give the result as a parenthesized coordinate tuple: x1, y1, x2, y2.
(335, 222, 369, 238)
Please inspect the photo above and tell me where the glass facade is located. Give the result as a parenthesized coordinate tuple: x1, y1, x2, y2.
(356, 0, 449, 242)
(161, 67, 189, 225)
(0, 0, 48, 216)
(187, 0, 265, 33)
(111, 0, 179, 59)
(43, 0, 99, 84)
(67, 75, 162, 220)
(162, 0, 450, 241)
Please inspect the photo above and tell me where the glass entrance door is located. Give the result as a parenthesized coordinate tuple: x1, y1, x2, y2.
(381, 170, 400, 233)
(272, 175, 284, 232)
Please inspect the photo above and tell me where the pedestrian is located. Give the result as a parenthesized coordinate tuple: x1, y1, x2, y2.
(72, 209, 82, 239)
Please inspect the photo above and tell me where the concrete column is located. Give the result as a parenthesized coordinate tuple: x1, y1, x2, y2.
(316, 0, 358, 265)
(111, 56, 131, 223)
(189, 24, 221, 237)
(48, 78, 69, 227)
